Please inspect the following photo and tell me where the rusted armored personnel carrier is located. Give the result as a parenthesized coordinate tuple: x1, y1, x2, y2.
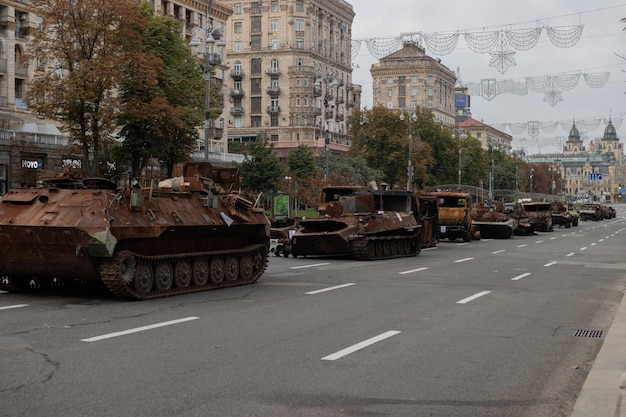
(550, 202, 573, 228)
(519, 201, 553, 232)
(471, 201, 516, 239)
(290, 189, 422, 260)
(0, 162, 270, 300)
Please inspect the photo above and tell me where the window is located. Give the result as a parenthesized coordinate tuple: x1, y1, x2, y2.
(271, 115, 279, 126)
(251, 97, 262, 113)
(234, 3, 242, 14)
(295, 19, 304, 31)
(386, 77, 393, 84)
(411, 87, 417, 96)
(271, 0, 278, 12)
(234, 80, 242, 90)
(251, 78, 261, 94)
(296, 0, 303, 12)
(270, 39, 279, 49)
(251, 116, 262, 127)
(427, 88, 433, 97)
(387, 88, 393, 97)
(251, 58, 261, 74)
(295, 78, 300, 86)
(270, 78, 278, 88)
(296, 97, 301, 106)
(250, 34, 262, 51)
(386, 102, 393, 109)
(427, 75, 433, 84)
(411, 100, 418, 109)
(251, 16, 261, 33)
(233, 61, 242, 74)
(412, 76, 417, 83)
(234, 21, 242, 33)
(296, 38, 304, 49)
(234, 116, 242, 127)
(234, 41, 242, 52)
(270, 58, 279, 72)
(427, 101, 433, 108)
(398, 97, 406, 108)
(303, 78, 308, 86)
(270, 19, 279, 32)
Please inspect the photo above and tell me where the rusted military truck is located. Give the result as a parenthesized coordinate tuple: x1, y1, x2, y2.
(289, 188, 423, 260)
(520, 201, 553, 232)
(0, 162, 270, 300)
(430, 191, 474, 242)
(471, 201, 516, 239)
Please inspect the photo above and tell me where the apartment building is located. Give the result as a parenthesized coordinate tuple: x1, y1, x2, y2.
(371, 40, 456, 127)
(220, 0, 360, 159)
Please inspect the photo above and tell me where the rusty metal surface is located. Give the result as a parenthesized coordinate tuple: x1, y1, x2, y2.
(428, 191, 473, 241)
(0, 162, 270, 299)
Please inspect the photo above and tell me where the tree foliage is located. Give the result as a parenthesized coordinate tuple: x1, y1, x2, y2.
(27, 0, 147, 176)
(239, 136, 283, 196)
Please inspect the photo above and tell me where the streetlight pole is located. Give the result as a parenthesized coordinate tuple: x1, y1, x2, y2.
(399, 109, 418, 191)
(314, 70, 339, 183)
(451, 128, 467, 188)
(190, 19, 225, 161)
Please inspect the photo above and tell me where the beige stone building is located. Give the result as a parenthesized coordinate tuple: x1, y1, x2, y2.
(457, 118, 512, 154)
(220, 0, 360, 159)
(371, 40, 456, 127)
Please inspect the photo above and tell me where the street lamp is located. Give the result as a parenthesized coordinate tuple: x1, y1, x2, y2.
(190, 21, 226, 161)
(451, 128, 468, 188)
(314, 70, 340, 183)
(399, 109, 418, 191)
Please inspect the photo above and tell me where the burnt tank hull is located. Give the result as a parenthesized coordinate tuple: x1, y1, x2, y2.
(290, 189, 422, 260)
(0, 162, 270, 299)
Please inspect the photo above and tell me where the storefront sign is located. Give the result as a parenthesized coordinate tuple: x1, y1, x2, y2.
(21, 159, 42, 169)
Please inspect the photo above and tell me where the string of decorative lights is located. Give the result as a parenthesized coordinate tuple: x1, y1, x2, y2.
(490, 113, 624, 138)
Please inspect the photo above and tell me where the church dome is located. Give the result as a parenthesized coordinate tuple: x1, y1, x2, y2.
(603, 119, 617, 141)
(568, 122, 581, 142)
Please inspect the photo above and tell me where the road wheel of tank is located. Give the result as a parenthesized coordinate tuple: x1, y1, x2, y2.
(155, 263, 173, 291)
(239, 254, 254, 281)
(174, 261, 192, 289)
(192, 259, 209, 286)
(224, 256, 239, 282)
(403, 238, 412, 255)
(366, 240, 376, 258)
(390, 239, 398, 256)
(383, 240, 391, 257)
(375, 240, 384, 257)
(134, 264, 153, 294)
(253, 251, 265, 273)
(117, 251, 136, 285)
(210, 258, 224, 284)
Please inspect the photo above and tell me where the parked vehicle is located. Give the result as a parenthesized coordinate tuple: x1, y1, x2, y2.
(567, 203, 580, 226)
(609, 206, 617, 218)
(430, 191, 473, 242)
(579, 203, 602, 221)
(519, 201, 553, 232)
(416, 193, 439, 248)
(290, 188, 423, 260)
(471, 201, 516, 239)
(0, 162, 270, 300)
(550, 202, 573, 228)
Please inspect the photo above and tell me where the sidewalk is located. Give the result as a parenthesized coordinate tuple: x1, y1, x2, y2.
(570, 292, 626, 417)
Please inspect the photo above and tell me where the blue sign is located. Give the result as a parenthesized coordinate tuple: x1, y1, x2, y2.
(588, 173, 603, 180)
(455, 93, 468, 108)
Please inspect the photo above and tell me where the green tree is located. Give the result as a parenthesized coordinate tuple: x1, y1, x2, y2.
(117, 5, 204, 178)
(287, 144, 317, 208)
(239, 136, 283, 197)
(27, 0, 147, 176)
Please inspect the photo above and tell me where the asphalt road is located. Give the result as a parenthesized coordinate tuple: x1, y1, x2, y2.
(1, 207, 626, 417)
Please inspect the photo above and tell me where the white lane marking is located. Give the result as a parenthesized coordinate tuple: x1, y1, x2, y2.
(492, 250, 505, 254)
(481, 239, 493, 242)
(599, 239, 605, 242)
(580, 247, 588, 251)
(306, 283, 355, 295)
(81, 317, 200, 342)
(454, 257, 474, 263)
(511, 273, 531, 281)
(517, 244, 528, 248)
(0, 290, 7, 294)
(0, 304, 28, 311)
(566, 252, 575, 257)
(457, 291, 491, 304)
(290, 263, 331, 269)
(550, 237, 557, 240)
(399, 267, 428, 275)
(544, 261, 557, 267)
(322, 330, 401, 361)
(535, 240, 544, 244)
(591, 243, 597, 246)
(456, 242, 470, 246)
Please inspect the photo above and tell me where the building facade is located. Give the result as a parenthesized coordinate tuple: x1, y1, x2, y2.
(220, 0, 360, 159)
(371, 40, 456, 127)
(457, 117, 512, 155)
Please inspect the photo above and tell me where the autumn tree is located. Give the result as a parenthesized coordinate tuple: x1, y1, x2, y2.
(27, 0, 148, 177)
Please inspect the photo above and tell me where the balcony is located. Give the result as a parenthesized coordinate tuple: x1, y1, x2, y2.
(266, 86, 280, 96)
(208, 127, 223, 139)
(265, 67, 280, 76)
(230, 107, 244, 116)
(335, 114, 344, 122)
(346, 99, 355, 108)
(15, 64, 27, 78)
(266, 105, 280, 114)
(312, 107, 322, 116)
(336, 96, 344, 104)
(230, 89, 244, 98)
(230, 69, 244, 80)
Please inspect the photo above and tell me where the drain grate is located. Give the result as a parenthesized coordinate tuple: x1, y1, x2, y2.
(572, 329, 604, 338)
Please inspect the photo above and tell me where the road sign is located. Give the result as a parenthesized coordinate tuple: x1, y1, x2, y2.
(588, 173, 603, 180)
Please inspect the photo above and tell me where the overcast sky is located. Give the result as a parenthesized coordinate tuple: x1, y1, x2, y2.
(349, 1, 626, 154)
